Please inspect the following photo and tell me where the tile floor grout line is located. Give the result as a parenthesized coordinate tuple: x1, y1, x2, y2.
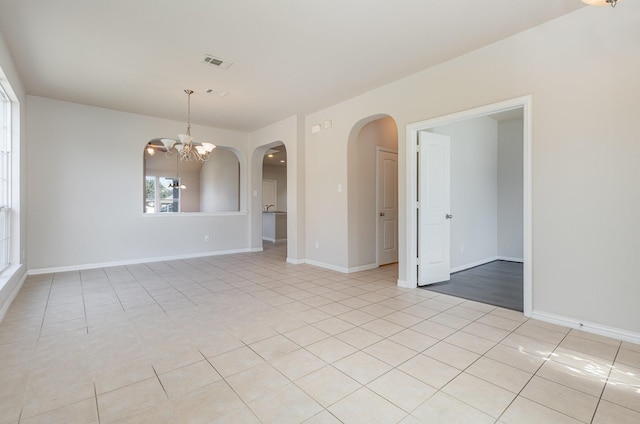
(94, 382, 101, 424)
(588, 341, 622, 424)
(6, 245, 639, 423)
(78, 274, 90, 335)
(493, 327, 585, 424)
(35, 273, 54, 342)
(424, 312, 530, 423)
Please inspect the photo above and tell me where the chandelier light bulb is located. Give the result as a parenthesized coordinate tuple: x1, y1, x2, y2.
(582, 0, 619, 7)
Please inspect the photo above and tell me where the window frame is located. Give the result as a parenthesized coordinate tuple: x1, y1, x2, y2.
(145, 175, 181, 213)
(0, 85, 11, 272)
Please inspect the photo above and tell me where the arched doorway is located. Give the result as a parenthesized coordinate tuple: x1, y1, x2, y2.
(261, 143, 287, 257)
(347, 115, 399, 271)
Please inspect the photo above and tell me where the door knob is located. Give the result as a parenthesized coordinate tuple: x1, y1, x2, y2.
(380, 212, 385, 216)
(445, 214, 453, 219)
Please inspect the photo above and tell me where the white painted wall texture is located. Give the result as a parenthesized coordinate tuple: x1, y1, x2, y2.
(26, 96, 250, 271)
(200, 148, 240, 213)
(498, 118, 524, 260)
(432, 117, 498, 270)
(304, 5, 640, 335)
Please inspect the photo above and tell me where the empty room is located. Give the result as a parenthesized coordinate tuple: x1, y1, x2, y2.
(0, 1, 638, 423)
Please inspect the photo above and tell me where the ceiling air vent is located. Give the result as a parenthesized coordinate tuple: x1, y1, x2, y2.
(206, 88, 230, 97)
(201, 54, 232, 70)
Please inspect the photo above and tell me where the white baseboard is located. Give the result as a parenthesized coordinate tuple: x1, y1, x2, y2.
(303, 259, 349, 273)
(450, 256, 524, 274)
(397, 279, 415, 289)
(27, 248, 255, 275)
(531, 310, 640, 345)
(0, 264, 27, 323)
(496, 256, 524, 263)
(303, 259, 378, 274)
(348, 263, 378, 273)
(262, 238, 287, 243)
(249, 247, 263, 252)
(286, 257, 305, 265)
(450, 257, 497, 274)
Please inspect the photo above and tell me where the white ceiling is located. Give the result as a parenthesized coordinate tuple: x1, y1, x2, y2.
(0, 1, 584, 132)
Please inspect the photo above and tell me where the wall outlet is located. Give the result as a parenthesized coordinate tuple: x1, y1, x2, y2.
(204, 235, 210, 242)
(337, 184, 342, 193)
(315, 241, 319, 249)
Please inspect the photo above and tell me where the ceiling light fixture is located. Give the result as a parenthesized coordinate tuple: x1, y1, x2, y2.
(582, 0, 619, 7)
(153, 89, 216, 162)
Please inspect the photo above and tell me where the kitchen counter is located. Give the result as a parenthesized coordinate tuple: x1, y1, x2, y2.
(262, 211, 287, 242)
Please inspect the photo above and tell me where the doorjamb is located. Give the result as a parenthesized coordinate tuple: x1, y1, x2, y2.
(376, 147, 398, 266)
(403, 96, 533, 317)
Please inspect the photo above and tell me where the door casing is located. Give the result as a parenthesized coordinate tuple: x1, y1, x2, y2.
(403, 96, 532, 317)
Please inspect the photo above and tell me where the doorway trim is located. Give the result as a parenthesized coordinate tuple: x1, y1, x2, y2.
(403, 96, 532, 317)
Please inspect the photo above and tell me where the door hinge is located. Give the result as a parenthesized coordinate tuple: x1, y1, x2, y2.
(416, 201, 420, 209)
(416, 145, 421, 153)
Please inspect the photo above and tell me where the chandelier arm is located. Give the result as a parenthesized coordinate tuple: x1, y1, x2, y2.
(156, 89, 212, 163)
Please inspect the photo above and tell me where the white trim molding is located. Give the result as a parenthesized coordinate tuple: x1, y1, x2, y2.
(405, 95, 533, 317)
(496, 256, 524, 263)
(303, 259, 378, 274)
(532, 310, 640, 345)
(450, 257, 497, 274)
(286, 257, 305, 265)
(304, 259, 349, 274)
(27, 248, 256, 275)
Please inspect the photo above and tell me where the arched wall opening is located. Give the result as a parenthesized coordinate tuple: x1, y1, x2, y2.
(250, 140, 290, 259)
(142, 143, 247, 214)
(347, 114, 398, 270)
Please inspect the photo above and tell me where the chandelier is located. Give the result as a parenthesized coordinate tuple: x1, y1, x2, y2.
(147, 89, 216, 162)
(582, 0, 619, 7)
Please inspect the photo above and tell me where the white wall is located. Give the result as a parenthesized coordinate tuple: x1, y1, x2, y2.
(200, 148, 240, 213)
(304, 5, 640, 336)
(497, 118, 524, 260)
(432, 117, 498, 269)
(0, 32, 27, 319)
(26, 96, 251, 271)
(262, 164, 287, 212)
(348, 116, 398, 269)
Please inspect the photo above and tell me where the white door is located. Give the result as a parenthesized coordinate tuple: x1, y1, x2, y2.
(262, 179, 277, 211)
(378, 150, 398, 265)
(418, 131, 451, 285)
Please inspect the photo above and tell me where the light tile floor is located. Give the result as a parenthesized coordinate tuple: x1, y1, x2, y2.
(1, 243, 639, 423)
